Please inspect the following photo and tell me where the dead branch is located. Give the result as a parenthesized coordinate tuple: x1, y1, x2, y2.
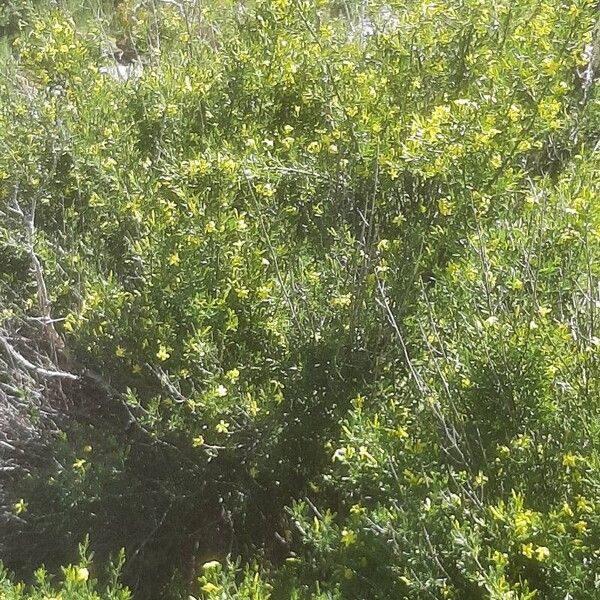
(0, 334, 77, 381)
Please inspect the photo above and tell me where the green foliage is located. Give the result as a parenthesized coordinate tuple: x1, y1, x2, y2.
(0, 541, 130, 600)
(2, 0, 600, 598)
(193, 559, 274, 600)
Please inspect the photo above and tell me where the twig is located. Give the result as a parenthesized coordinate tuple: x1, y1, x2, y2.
(0, 335, 77, 381)
(243, 171, 301, 331)
(147, 364, 187, 403)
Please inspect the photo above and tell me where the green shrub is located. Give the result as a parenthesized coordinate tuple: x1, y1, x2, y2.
(0, 542, 130, 600)
(2, 0, 600, 598)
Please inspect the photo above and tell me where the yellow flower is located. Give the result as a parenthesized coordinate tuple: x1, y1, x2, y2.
(474, 471, 488, 486)
(73, 458, 87, 471)
(514, 511, 533, 538)
(574, 520, 588, 534)
(330, 293, 352, 309)
(63, 314, 75, 333)
(192, 436, 205, 448)
(561, 502, 574, 517)
(438, 197, 454, 216)
(169, 253, 181, 266)
(395, 426, 409, 439)
(215, 420, 230, 434)
(521, 542, 534, 559)
(377, 239, 390, 252)
(535, 546, 550, 561)
(157, 345, 170, 362)
(358, 445, 376, 464)
(307, 141, 321, 154)
(115, 345, 126, 358)
(256, 284, 271, 300)
(341, 528, 357, 546)
(75, 567, 89, 582)
(403, 468, 425, 486)
(577, 496, 594, 513)
(14, 498, 28, 515)
(201, 582, 219, 594)
(256, 183, 275, 198)
(226, 368, 240, 382)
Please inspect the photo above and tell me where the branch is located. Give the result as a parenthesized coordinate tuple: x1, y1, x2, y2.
(9, 183, 65, 359)
(147, 364, 187, 403)
(582, 18, 600, 103)
(0, 335, 78, 381)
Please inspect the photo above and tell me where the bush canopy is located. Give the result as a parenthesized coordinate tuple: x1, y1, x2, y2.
(2, 0, 600, 598)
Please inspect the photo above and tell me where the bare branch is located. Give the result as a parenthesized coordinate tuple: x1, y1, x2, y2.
(0, 335, 78, 381)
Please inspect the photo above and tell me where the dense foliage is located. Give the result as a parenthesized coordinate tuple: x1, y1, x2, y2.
(2, 0, 600, 598)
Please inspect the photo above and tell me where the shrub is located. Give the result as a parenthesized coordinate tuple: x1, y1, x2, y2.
(0, 541, 130, 600)
(2, 0, 600, 598)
